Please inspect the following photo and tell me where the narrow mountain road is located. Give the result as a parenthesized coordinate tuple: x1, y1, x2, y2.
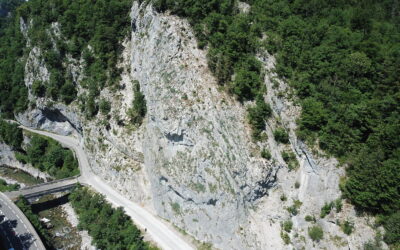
(21, 126, 194, 250)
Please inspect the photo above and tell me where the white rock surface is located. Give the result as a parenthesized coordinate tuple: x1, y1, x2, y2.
(11, 1, 385, 249)
(62, 202, 95, 250)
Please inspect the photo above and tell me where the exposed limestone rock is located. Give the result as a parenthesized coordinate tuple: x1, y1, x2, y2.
(242, 53, 386, 249)
(0, 142, 50, 181)
(12, 1, 384, 249)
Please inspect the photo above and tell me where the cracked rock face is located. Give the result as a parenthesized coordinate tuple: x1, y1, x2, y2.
(130, 3, 273, 248)
(13, 1, 382, 249)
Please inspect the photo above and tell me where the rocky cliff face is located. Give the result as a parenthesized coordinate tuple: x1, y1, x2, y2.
(15, 1, 383, 249)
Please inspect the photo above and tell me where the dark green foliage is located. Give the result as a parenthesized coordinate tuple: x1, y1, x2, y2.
(0, 178, 19, 191)
(232, 69, 262, 101)
(69, 186, 154, 250)
(320, 202, 334, 218)
(341, 220, 354, 235)
(99, 99, 111, 115)
(281, 150, 298, 170)
(308, 225, 323, 242)
(283, 220, 292, 232)
(287, 200, 302, 216)
(287, 205, 298, 216)
(261, 148, 271, 160)
(280, 231, 290, 245)
(128, 82, 147, 125)
(18, 134, 79, 179)
(31, 80, 46, 97)
(305, 215, 316, 223)
(0, 2, 28, 117)
(274, 128, 289, 143)
(249, 0, 400, 217)
(0, 0, 24, 18)
(384, 212, 400, 245)
(85, 94, 98, 119)
(247, 96, 272, 140)
(335, 199, 343, 212)
(0, 119, 23, 150)
(60, 81, 77, 104)
(16, 196, 52, 247)
(2, 0, 133, 107)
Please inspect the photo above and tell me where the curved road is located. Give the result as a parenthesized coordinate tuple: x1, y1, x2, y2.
(21, 126, 194, 250)
(0, 192, 46, 250)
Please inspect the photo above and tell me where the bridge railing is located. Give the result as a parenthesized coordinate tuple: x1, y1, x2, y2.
(18, 175, 80, 191)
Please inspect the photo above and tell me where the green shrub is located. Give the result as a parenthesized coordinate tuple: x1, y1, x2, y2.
(261, 148, 272, 160)
(60, 81, 77, 104)
(335, 199, 343, 212)
(320, 202, 334, 218)
(128, 81, 147, 125)
(341, 220, 354, 235)
(99, 99, 111, 115)
(31, 80, 46, 97)
(247, 96, 272, 140)
(295, 181, 300, 189)
(283, 220, 293, 232)
(274, 128, 289, 143)
(282, 150, 298, 170)
(308, 225, 324, 242)
(0, 119, 23, 150)
(281, 231, 290, 245)
(384, 212, 400, 245)
(0, 178, 19, 192)
(305, 215, 316, 222)
(287, 200, 302, 216)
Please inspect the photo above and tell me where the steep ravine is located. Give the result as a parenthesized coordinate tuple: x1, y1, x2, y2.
(15, 1, 383, 249)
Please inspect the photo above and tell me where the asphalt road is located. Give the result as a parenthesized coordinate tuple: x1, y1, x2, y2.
(0, 192, 45, 250)
(20, 126, 194, 250)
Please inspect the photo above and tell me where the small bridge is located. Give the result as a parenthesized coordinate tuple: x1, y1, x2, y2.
(5, 176, 80, 200)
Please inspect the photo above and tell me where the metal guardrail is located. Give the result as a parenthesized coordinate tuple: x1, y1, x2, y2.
(17, 175, 80, 191)
(5, 176, 80, 200)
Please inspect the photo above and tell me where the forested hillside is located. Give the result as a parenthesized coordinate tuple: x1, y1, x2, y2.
(0, 0, 132, 118)
(0, 0, 399, 247)
(154, 0, 400, 246)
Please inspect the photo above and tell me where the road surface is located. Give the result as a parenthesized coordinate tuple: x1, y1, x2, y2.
(21, 126, 194, 250)
(0, 192, 46, 250)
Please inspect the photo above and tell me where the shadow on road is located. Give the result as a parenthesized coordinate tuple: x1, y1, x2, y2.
(0, 217, 35, 249)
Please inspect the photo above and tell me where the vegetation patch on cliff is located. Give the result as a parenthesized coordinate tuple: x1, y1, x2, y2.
(152, 1, 400, 246)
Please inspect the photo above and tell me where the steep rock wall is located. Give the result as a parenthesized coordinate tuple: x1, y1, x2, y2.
(13, 1, 384, 249)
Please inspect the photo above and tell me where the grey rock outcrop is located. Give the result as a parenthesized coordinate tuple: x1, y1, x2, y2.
(11, 1, 385, 249)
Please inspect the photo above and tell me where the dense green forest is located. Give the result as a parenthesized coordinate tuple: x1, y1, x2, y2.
(0, 119, 79, 179)
(0, 119, 24, 150)
(0, 0, 133, 118)
(154, 0, 400, 246)
(0, 0, 399, 247)
(16, 133, 79, 179)
(0, 0, 28, 117)
(69, 186, 156, 250)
